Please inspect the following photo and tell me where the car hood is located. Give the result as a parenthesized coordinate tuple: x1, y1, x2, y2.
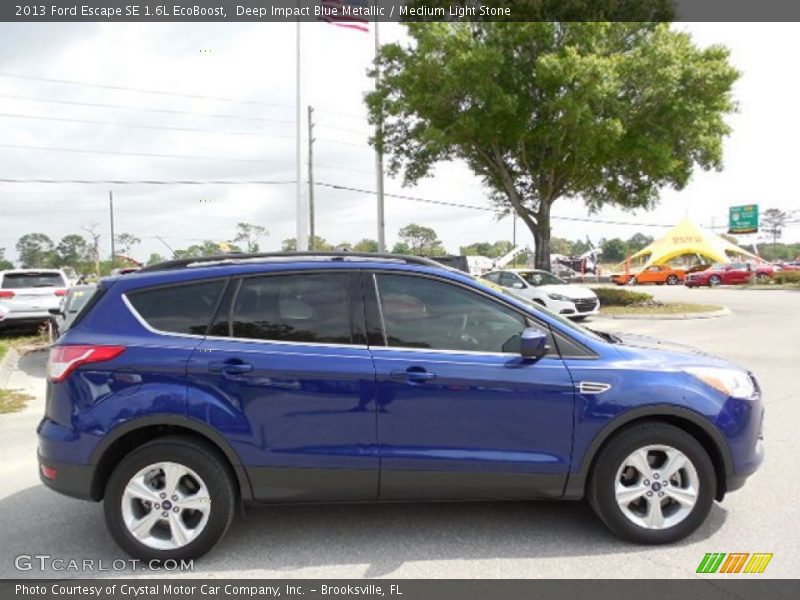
(611, 333, 741, 371)
(537, 284, 596, 300)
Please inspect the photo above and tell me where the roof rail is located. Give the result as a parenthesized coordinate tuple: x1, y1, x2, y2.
(138, 251, 448, 273)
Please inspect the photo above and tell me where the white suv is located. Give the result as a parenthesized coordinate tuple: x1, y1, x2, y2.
(0, 269, 69, 330)
(483, 269, 600, 320)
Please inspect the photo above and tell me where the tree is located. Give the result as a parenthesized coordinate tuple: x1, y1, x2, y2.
(146, 253, 166, 266)
(397, 223, 446, 256)
(16, 233, 56, 268)
(81, 223, 101, 275)
(353, 239, 379, 252)
(232, 222, 268, 253)
(0, 247, 12, 270)
(56, 234, 92, 271)
(173, 240, 238, 259)
(367, 22, 738, 270)
(626, 233, 654, 253)
(282, 236, 333, 252)
(549, 237, 574, 256)
(391, 241, 411, 255)
(114, 233, 141, 257)
(762, 208, 787, 248)
(601, 238, 629, 263)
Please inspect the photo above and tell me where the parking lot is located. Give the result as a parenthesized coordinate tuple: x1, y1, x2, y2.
(0, 285, 797, 579)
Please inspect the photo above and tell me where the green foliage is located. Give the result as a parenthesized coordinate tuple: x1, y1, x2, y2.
(0, 247, 13, 270)
(626, 233, 654, 253)
(114, 233, 141, 256)
(146, 253, 166, 266)
(55, 234, 93, 272)
(591, 287, 653, 306)
(459, 240, 514, 258)
(281, 236, 334, 252)
(353, 239, 379, 252)
(600, 238, 629, 263)
(232, 223, 269, 253)
(391, 241, 412, 255)
(398, 223, 446, 256)
(762, 208, 787, 246)
(173, 240, 241, 259)
(774, 270, 800, 285)
(756, 242, 800, 261)
(367, 22, 738, 270)
(16, 233, 57, 268)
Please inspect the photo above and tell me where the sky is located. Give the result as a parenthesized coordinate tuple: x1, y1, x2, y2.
(0, 21, 799, 263)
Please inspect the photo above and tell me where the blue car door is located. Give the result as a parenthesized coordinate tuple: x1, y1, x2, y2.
(187, 270, 379, 502)
(365, 271, 575, 500)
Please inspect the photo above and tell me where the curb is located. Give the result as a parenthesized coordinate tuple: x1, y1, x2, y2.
(598, 307, 732, 321)
(0, 346, 20, 390)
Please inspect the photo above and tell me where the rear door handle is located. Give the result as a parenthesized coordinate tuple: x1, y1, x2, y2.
(208, 360, 253, 374)
(390, 368, 436, 383)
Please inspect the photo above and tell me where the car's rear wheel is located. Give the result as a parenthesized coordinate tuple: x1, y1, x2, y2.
(709, 275, 721, 287)
(666, 275, 679, 285)
(588, 423, 715, 544)
(757, 272, 769, 282)
(104, 436, 235, 561)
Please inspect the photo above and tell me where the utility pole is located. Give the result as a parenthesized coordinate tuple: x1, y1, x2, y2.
(295, 21, 309, 251)
(109, 190, 116, 268)
(374, 19, 386, 252)
(308, 105, 315, 251)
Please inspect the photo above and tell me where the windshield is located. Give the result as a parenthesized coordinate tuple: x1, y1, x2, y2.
(474, 276, 605, 343)
(519, 271, 564, 286)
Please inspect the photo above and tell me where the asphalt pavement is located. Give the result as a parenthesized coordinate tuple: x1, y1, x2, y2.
(0, 285, 797, 579)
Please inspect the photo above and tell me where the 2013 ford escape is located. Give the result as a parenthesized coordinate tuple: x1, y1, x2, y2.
(37, 253, 764, 560)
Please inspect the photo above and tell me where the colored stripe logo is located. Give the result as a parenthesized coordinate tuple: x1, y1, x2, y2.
(697, 553, 773, 574)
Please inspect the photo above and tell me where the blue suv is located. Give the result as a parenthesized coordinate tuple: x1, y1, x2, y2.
(38, 253, 764, 560)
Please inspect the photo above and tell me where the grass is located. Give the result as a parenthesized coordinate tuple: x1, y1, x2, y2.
(0, 388, 33, 414)
(601, 303, 723, 315)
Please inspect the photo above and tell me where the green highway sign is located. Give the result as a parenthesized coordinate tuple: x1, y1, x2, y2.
(729, 204, 759, 234)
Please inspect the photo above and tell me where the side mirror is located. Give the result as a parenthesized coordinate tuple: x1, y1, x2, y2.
(511, 282, 525, 289)
(520, 327, 548, 359)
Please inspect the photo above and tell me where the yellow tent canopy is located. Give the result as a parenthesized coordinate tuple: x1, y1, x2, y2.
(622, 218, 759, 269)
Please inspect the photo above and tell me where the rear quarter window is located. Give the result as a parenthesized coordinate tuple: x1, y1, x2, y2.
(127, 279, 226, 335)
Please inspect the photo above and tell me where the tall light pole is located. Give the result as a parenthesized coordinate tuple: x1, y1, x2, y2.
(374, 19, 386, 252)
(295, 20, 310, 251)
(109, 190, 115, 267)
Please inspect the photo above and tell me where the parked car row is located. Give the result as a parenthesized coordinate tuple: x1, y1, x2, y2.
(611, 261, 785, 288)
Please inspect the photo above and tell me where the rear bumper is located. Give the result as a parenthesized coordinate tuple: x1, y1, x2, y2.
(38, 453, 97, 501)
(0, 311, 51, 326)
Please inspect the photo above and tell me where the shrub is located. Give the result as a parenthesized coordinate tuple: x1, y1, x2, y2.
(774, 270, 800, 285)
(591, 287, 653, 306)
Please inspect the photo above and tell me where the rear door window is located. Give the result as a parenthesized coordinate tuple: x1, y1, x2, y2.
(127, 279, 227, 335)
(230, 273, 355, 345)
(2, 272, 65, 288)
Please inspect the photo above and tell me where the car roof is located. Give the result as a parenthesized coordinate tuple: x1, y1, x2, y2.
(0, 268, 64, 275)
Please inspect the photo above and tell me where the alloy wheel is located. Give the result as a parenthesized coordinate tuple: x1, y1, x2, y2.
(121, 461, 211, 550)
(614, 445, 700, 530)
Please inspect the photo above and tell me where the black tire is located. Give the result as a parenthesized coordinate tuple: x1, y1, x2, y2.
(104, 435, 236, 561)
(709, 275, 721, 287)
(588, 422, 716, 545)
(666, 275, 679, 285)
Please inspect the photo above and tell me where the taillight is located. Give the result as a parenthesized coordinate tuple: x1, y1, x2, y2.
(54, 289, 67, 297)
(47, 345, 126, 383)
(0, 290, 14, 299)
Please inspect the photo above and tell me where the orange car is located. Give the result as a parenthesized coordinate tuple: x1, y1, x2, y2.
(611, 264, 687, 286)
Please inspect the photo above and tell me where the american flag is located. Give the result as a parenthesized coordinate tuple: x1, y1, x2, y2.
(319, 0, 370, 32)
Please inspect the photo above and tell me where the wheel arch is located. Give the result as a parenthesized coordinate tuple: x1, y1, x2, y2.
(88, 415, 253, 502)
(564, 406, 733, 501)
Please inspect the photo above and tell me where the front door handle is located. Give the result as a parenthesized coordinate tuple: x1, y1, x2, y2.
(208, 360, 253, 374)
(390, 368, 436, 383)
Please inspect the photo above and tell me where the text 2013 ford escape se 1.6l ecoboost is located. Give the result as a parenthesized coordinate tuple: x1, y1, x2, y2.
(37, 253, 764, 560)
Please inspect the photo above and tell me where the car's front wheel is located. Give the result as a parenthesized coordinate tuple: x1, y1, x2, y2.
(709, 275, 721, 287)
(666, 275, 679, 285)
(588, 423, 715, 544)
(104, 436, 235, 561)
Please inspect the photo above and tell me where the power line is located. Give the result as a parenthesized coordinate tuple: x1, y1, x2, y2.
(0, 178, 295, 185)
(0, 142, 289, 164)
(0, 93, 295, 124)
(0, 71, 292, 107)
(0, 112, 293, 138)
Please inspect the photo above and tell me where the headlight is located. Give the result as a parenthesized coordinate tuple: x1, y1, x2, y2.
(684, 366, 756, 398)
(548, 293, 570, 301)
